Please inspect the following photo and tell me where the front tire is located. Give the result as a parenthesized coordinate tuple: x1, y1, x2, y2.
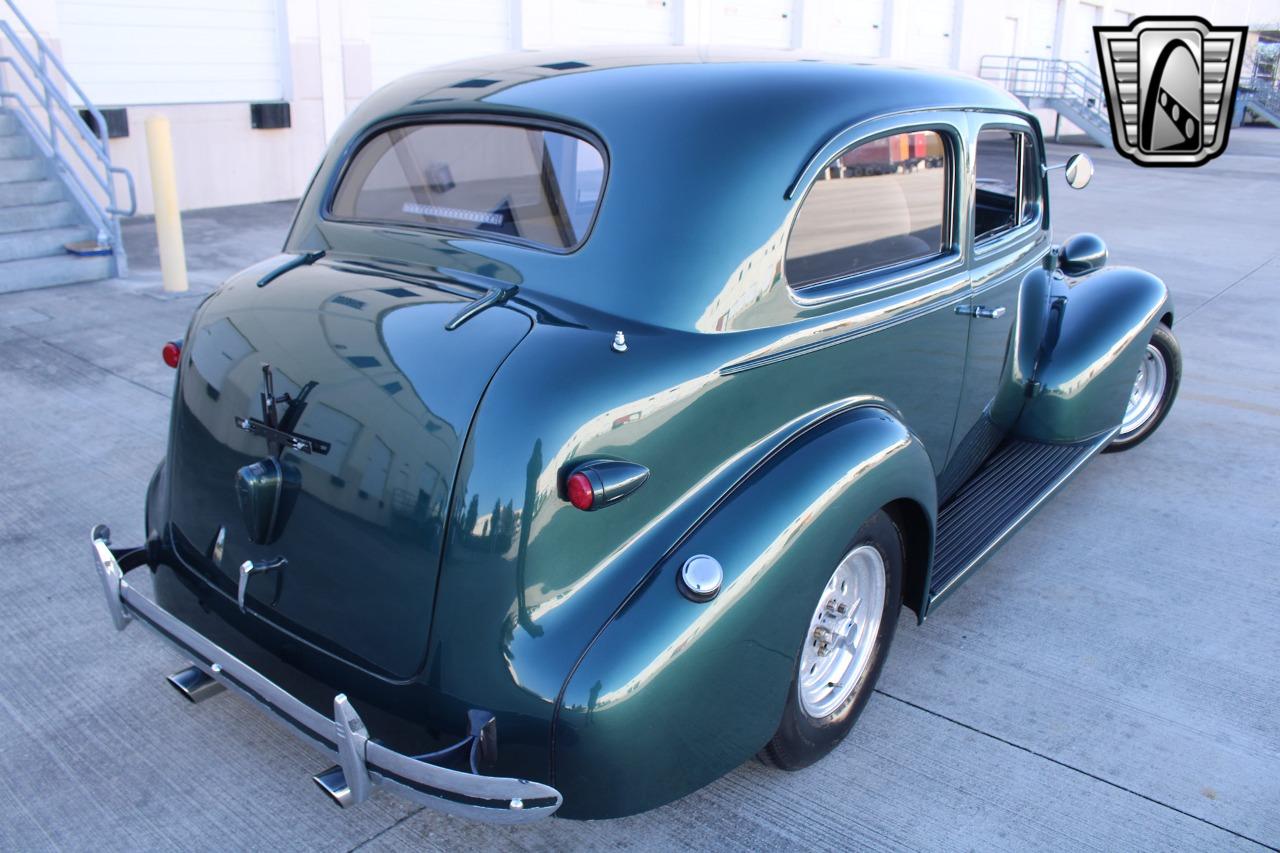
(762, 510, 904, 770)
(1105, 322, 1181, 453)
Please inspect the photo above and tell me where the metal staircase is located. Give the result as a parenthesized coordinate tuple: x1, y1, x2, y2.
(0, 0, 135, 292)
(1241, 71, 1280, 128)
(979, 55, 1113, 147)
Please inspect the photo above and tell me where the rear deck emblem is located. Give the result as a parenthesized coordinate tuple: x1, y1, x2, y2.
(1094, 16, 1246, 167)
(234, 364, 330, 456)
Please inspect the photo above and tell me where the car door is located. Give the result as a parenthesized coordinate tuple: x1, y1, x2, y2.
(780, 115, 971, 476)
(939, 115, 1051, 500)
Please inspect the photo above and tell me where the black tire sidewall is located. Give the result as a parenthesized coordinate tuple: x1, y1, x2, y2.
(1106, 323, 1181, 453)
(764, 510, 905, 770)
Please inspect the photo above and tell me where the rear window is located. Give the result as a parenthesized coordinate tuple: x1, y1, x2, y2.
(329, 122, 605, 251)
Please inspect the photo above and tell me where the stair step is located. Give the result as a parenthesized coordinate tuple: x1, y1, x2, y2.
(929, 436, 1108, 601)
(0, 134, 30, 158)
(0, 224, 95, 263)
(0, 201, 80, 234)
(1245, 101, 1280, 128)
(0, 157, 45, 182)
(0, 252, 114, 293)
(0, 112, 15, 136)
(0, 179, 63, 208)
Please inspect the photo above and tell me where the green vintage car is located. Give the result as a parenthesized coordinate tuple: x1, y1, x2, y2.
(91, 49, 1181, 822)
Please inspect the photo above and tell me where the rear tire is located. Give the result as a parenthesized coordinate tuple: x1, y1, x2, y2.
(761, 510, 904, 770)
(1104, 323, 1181, 453)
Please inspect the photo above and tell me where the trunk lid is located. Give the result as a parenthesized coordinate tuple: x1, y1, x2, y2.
(165, 259, 530, 679)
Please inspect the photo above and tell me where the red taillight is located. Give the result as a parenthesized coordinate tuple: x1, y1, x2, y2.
(566, 472, 595, 511)
(162, 340, 182, 368)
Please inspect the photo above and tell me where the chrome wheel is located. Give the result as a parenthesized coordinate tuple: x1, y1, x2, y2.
(1120, 343, 1168, 436)
(798, 544, 886, 719)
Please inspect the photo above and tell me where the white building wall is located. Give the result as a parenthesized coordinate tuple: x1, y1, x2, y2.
(7, 0, 1277, 214)
(55, 0, 289, 105)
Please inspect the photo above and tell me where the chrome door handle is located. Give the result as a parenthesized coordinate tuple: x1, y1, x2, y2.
(956, 305, 1007, 319)
(238, 557, 286, 611)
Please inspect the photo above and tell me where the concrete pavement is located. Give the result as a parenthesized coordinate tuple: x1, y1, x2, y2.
(1, 127, 1277, 851)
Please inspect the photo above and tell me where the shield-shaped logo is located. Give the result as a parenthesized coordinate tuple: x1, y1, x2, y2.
(1094, 16, 1247, 167)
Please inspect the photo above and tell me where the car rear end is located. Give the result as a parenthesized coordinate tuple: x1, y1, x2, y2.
(90, 110, 611, 822)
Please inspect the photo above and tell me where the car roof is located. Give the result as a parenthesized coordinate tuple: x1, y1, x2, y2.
(287, 49, 1032, 332)
(351, 46, 1023, 138)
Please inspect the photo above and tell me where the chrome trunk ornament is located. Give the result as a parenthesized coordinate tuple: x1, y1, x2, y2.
(234, 365, 329, 456)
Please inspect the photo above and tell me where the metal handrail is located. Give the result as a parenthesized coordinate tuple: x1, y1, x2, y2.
(1242, 64, 1280, 116)
(0, 0, 135, 270)
(978, 55, 1111, 129)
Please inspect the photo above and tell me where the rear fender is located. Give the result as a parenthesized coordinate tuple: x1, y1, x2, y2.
(552, 405, 934, 819)
(1015, 267, 1171, 443)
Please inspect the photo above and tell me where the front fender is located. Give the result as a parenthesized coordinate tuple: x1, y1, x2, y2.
(1015, 266, 1171, 443)
(552, 406, 934, 819)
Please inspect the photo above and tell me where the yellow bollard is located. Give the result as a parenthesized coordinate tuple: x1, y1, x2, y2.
(144, 115, 188, 293)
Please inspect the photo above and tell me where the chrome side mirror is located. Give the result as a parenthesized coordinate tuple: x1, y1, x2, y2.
(1064, 153, 1094, 189)
(1045, 153, 1094, 189)
(1058, 232, 1108, 277)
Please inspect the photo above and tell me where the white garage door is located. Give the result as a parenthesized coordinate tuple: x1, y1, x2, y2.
(1069, 2, 1104, 68)
(708, 0, 796, 49)
(899, 0, 955, 68)
(56, 0, 286, 106)
(1023, 0, 1059, 59)
(369, 0, 512, 89)
(558, 0, 675, 45)
(807, 0, 883, 58)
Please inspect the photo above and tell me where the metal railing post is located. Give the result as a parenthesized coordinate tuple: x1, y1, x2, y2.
(37, 42, 54, 154)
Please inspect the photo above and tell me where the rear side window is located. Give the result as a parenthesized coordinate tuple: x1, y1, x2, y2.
(330, 122, 605, 250)
(974, 128, 1039, 241)
(786, 130, 949, 287)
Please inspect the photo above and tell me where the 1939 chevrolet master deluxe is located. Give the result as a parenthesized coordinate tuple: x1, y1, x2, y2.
(91, 49, 1181, 822)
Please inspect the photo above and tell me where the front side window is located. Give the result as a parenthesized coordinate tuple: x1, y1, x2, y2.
(974, 127, 1040, 241)
(330, 122, 605, 251)
(786, 130, 949, 287)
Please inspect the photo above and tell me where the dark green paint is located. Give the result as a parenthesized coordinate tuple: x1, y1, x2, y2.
(136, 51, 1171, 819)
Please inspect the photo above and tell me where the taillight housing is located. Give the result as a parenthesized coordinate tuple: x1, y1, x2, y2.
(563, 460, 650, 511)
(162, 339, 183, 368)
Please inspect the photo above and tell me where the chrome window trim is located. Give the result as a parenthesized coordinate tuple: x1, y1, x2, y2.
(790, 249, 964, 307)
(320, 114, 610, 256)
(971, 117, 1045, 257)
(970, 233, 1051, 299)
(973, 217, 1043, 264)
(783, 111, 969, 306)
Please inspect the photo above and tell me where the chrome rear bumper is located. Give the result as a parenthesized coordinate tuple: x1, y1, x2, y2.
(90, 524, 562, 823)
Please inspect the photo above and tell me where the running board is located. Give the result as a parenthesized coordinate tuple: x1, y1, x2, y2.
(927, 431, 1115, 609)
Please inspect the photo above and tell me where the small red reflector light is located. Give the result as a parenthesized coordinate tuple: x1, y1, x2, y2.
(162, 340, 182, 368)
(566, 472, 595, 511)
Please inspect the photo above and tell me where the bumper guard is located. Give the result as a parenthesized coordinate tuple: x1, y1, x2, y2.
(90, 524, 562, 823)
